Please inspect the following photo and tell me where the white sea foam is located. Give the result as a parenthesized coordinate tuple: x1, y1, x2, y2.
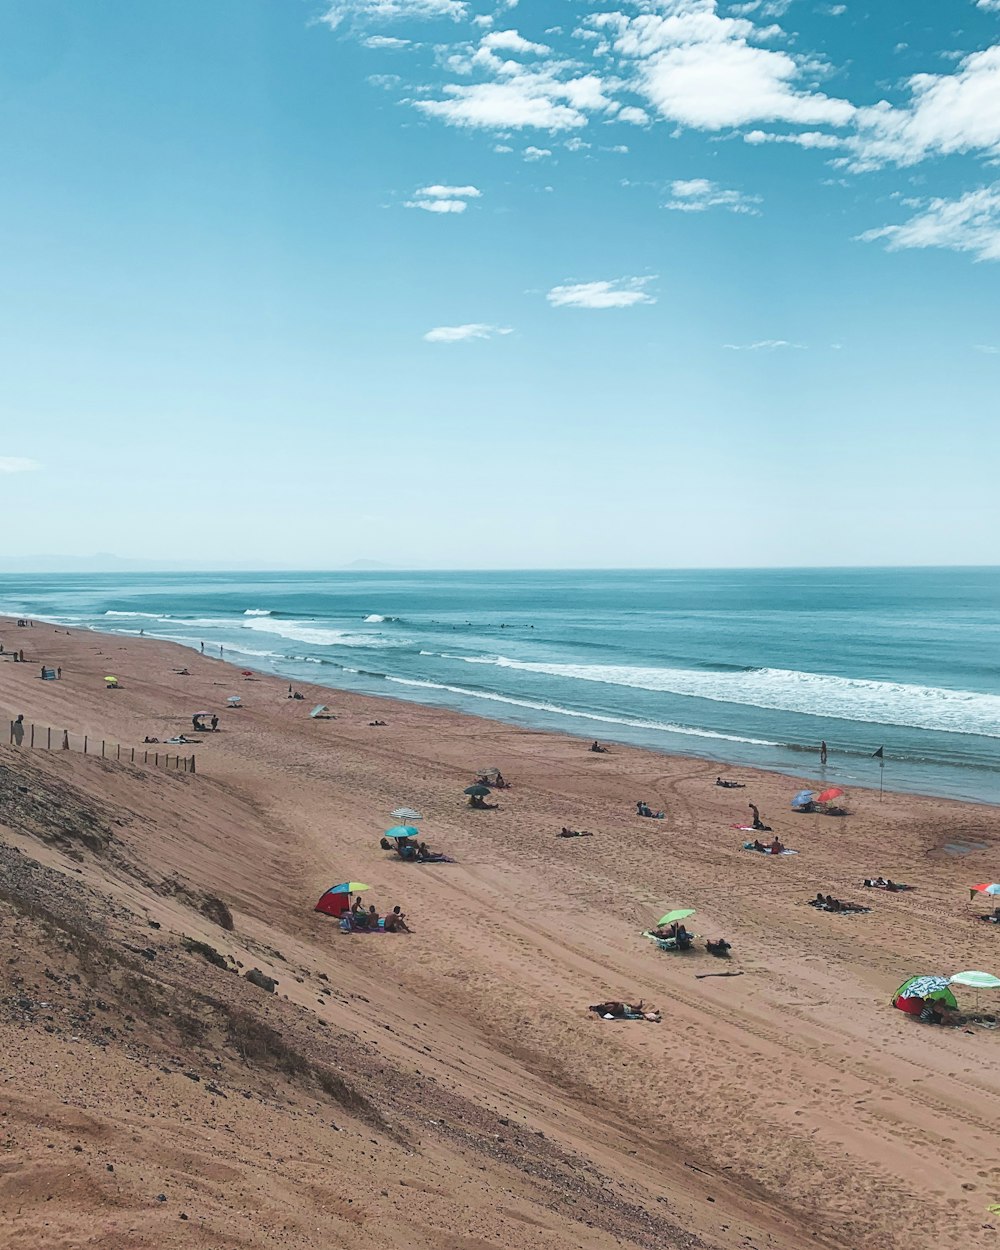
(241, 617, 409, 649)
(452, 657, 1000, 737)
(104, 610, 171, 619)
(384, 677, 776, 745)
(243, 608, 272, 616)
(364, 614, 386, 623)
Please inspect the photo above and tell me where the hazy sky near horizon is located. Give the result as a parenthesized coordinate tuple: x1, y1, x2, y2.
(2, 0, 999, 569)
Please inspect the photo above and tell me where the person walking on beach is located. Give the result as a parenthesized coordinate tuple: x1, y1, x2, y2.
(820, 740, 828, 766)
(210, 714, 219, 732)
(11, 714, 25, 746)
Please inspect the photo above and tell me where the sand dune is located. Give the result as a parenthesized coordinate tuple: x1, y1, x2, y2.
(2, 617, 1000, 1250)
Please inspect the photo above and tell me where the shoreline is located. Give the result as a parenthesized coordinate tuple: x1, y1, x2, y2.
(14, 609, 997, 808)
(4, 613, 1000, 1249)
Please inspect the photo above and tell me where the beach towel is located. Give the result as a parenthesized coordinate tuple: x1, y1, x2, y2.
(742, 842, 798, 856)
(731, 824, 757, 832)
(863, 881, 914, 891)
(642, 930, 698, 951)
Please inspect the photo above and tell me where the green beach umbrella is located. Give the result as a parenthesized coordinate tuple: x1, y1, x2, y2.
(950, 970, 1000, 1011)
(657, 909, 696, 926)
(464, 784, 492, 797)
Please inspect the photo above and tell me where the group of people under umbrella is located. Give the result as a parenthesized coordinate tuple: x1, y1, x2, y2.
(892, 972, 1000, 1025)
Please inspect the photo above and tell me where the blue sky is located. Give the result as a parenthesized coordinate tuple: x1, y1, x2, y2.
(2, 0, 999, 569)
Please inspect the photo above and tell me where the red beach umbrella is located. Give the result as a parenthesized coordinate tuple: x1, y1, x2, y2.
(817, 787, 845, 803)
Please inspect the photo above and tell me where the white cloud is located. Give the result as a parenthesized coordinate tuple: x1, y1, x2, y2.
(665, 177, 761, 213)
(416, 183, 481, 197)
(976, 1, 1000, 10)
(480, 29, 550, 55)
(405, 183, 482, 212)
(617, 105, 651, 125)
(424, 323, 513, 342)
(744, 128, 844, 148)
(363, 34, 411, 48)
(590, 4, 855, 132)
(848, 48, 1000, 169)
(546, 276, 657, 309)
(322, 0, 466, 28)
(723, 339, 806, 349)
(0, 456, 40, 473)
(414, 72, 608, 129)
(524, 144, 552, 159)
(858, 185, 1000, 262)
(564, 136, 591, 151)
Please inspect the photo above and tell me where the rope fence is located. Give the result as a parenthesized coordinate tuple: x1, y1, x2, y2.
(5, 713, 195, 774)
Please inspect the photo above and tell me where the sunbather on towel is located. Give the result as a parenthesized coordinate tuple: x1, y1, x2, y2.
(706, 938, 732, 956)
(416, 842, 446, 861)
(589, 1000, 661, 1022)
(558, 827, 594, 838)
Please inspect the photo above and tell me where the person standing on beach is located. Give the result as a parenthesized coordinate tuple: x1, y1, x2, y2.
(820, 740, 828, 765)
(200, 641, 205, 654)
(12, 714, 25, 746)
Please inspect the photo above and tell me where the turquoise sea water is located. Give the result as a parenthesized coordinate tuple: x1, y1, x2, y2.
(2, 568, 998, 804)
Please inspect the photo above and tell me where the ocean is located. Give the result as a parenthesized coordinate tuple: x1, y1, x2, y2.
(2, 568, 998, 804)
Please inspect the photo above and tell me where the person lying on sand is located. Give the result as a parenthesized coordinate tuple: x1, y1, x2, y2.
(863, 877, 910, 891)
(715, 777, 744, 788)
(706, 938, 732, 956)
(589, 1000, 661, 1022)
(369, 720, 387, 726)
(143, 736, 159, 744)
(558, 827, 594, 838)
(979, 909, 1000, 924)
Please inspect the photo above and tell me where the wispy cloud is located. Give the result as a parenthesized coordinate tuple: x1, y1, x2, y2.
(975, 343, 1000, 353)
(547, 276, 657, 309)
(665, 178, 761, 214)
(723, 339, 806, 350)
(404, 183, 482, 213)
(363, 35, 411, 49)
(0, 456, 41, 473)
(323, 0, 466, 29)
(858, 185, 1000, 262)
(424, 323, 513, 342)
(523, 145, 552, 160)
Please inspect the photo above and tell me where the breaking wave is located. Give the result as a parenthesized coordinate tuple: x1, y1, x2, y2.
(384, 677, 777, 746)
(241, 617, 409, 649)
(450, 657, 1000, 737)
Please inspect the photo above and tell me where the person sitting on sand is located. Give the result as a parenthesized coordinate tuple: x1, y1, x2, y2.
(920, 999, 956, 1025)
(706, 938, 732, 956)
(590, 741, 609, 753)
(416, 842, 444, 862)
(470, 795, 499, 809)
(769, 837, 785, 855)
(752, 838, 766, 852)
(143, 736, 159, 744)
(383, 905, 410, 933)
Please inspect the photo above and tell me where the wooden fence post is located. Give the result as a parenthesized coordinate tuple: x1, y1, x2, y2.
(47, 727, 51, 749)
(116, 744, 120, 761)
(62, 730, 69, 750)
(131, 747, 135, 763)
(155, 753, 159, 767)
(190, 755, 196, 775)
(30, 724, 35, 748)
(84, 736, 88, 755)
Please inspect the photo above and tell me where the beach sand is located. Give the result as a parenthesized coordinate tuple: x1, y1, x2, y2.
(2, 616, 999, 1250)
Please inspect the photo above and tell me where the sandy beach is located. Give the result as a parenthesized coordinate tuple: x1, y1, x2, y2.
(2, 615, 1000, 1250)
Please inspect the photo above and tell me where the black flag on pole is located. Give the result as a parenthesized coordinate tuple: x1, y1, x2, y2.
(872, 746, 884, 761)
